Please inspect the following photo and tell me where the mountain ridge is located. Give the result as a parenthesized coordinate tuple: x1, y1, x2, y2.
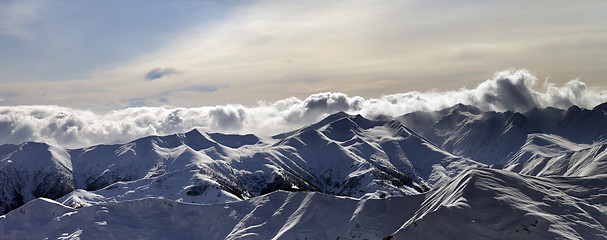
(2, 168, 605, 239)
(0, 110, 485, 214)
(2, 102, 607, 239)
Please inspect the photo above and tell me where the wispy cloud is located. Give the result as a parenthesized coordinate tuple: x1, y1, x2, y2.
(0, 1, 605, 109)
(0, 0, 47, 39)
(82, 0, 607, 107)
(144, 67, 179, 81)
(1, 70, 606, 148)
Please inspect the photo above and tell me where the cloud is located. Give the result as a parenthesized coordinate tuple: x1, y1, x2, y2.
(144, 67, 179, 81)
(1, 69, 606, 148)
(2, 1, 606, 109)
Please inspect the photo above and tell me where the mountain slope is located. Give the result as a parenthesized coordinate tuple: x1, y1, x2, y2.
(506, 136, 607, 177)
(0, 191, 424, 240)
(267, 113, 482, 195)
(391, 169, 607, 240)
(0, 142, 74, 215)
(3, 169, 606, 239)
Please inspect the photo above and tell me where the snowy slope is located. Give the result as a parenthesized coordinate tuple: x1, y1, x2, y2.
(0, 191, 424, 240)
(0, 142, 74, 215)
(266, 113, 482, 195)
(506, 136, 607, 177)
(390, 168, 607, 240)
(3, 169, 605, 240)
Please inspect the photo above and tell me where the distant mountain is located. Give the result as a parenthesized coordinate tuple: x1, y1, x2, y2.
(397, 102, 607, 165)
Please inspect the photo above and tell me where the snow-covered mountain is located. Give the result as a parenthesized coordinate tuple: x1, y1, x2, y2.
(2, 169, 605, 239)
(0, 112, 481, 214)
(397, 102, 607, 165)
(1, 102, 607, 239)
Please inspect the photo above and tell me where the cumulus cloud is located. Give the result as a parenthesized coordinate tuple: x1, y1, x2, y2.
(144, 67, 179, 81)
(1, 69, 606, 148)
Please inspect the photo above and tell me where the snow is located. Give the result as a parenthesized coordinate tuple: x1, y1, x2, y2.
(0, 142, 75, 214)
(507, 140, 607, 177)
(391, 169, 607, 239)
(2, 169, 606, 239)
(1, 191, 424, 240)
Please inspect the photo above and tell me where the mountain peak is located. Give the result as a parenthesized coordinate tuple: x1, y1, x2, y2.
(185, 128, 202, 136)
(448, 103, 481, 115)
(564, 105, 583, 117)
(273, 111, 365, 139)
(317, 111, 351, 125)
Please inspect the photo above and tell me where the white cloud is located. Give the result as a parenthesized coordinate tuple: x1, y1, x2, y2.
(1, 69, 606, 148)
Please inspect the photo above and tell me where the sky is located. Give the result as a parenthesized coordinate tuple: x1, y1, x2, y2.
(1, 0, 606, 109)
(1, 0, 607, 147)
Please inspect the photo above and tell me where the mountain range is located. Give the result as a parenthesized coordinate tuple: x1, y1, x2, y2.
(1, 102, 607, 239)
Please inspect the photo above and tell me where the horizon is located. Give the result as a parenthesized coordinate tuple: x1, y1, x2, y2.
(1, 69, 607, 149)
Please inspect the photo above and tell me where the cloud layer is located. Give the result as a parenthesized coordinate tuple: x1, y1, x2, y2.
(1, 70, 606, 148)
